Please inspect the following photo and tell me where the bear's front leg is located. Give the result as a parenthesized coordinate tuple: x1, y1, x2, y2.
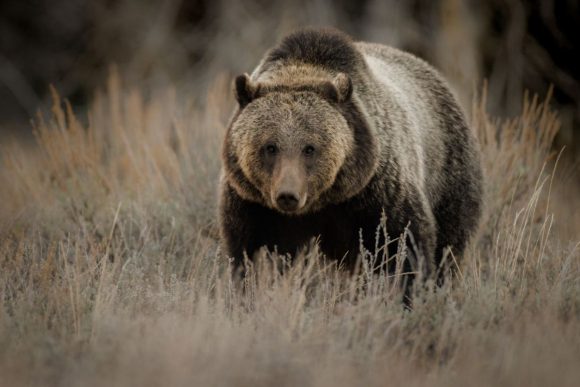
(218, 184, 259, 275)
(387, 191, 437, 286)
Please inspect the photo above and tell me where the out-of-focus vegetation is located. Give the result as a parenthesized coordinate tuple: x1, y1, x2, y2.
(1, 0, 579, 153)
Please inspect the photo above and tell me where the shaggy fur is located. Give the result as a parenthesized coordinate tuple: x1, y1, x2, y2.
(220, 27, 483, 282)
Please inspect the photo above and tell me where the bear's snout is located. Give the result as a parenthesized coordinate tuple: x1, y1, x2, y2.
(271, 158, 308, 213)
(276, 192, 300, 212)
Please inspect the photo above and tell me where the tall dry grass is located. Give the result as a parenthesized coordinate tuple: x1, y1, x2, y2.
(0, 73, 578, 387)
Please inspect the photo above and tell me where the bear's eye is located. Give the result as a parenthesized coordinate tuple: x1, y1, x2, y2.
(265, 144, 278, 155)
(303, 145, 316, 156)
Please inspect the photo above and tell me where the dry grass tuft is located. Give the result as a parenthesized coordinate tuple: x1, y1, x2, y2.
(0, 75, 578, 387)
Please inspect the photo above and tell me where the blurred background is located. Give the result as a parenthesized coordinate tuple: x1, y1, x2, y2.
(1, 0, 579, 156)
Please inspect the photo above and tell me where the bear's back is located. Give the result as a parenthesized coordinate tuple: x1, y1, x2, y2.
(356, 42, 459, 205)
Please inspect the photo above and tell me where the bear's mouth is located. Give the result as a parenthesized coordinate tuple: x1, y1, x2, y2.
(271, 192, 308, 215)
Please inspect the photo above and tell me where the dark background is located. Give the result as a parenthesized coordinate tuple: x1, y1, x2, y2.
(1, 0, 579, 155)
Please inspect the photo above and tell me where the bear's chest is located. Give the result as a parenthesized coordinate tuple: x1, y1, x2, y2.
(253, 203, 377, 264)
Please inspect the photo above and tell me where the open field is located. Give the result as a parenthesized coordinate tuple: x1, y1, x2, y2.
(0, 74, 579, 387)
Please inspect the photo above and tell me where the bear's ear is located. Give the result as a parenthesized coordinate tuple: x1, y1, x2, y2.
(331, 73, 353, 103)
(234, 73, 257, 108)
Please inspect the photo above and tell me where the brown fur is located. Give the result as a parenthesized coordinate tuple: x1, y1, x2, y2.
(219, 27, 483, 285)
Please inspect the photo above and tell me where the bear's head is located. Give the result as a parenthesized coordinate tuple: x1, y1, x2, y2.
(223, 72, 379, 215)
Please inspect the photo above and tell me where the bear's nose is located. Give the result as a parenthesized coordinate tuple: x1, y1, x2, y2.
(276, 192, 300, 212)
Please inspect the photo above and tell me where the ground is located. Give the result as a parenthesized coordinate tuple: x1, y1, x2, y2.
(0, 74, 578, 387)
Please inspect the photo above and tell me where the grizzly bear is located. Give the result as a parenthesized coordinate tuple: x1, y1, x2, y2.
(219, 27, 483, 284)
